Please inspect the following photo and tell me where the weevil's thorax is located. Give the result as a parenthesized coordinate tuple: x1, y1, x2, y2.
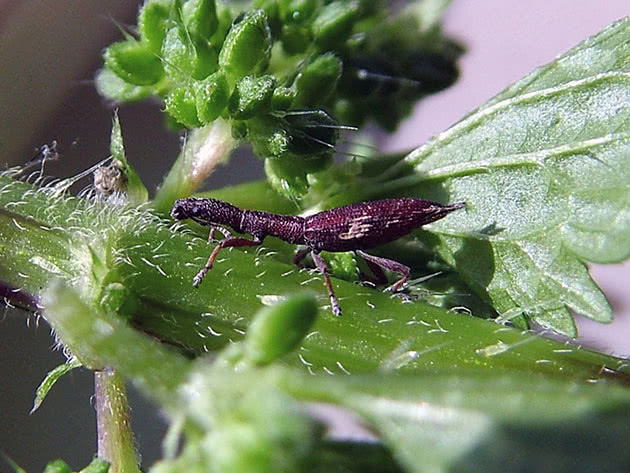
(240, 210, 306, 244)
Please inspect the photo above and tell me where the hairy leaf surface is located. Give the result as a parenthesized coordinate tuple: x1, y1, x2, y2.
(397, 18, 630, 335)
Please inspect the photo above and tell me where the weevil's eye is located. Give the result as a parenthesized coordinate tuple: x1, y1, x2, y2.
(171, 200, 193, 220)
(170, 202, 184, 220)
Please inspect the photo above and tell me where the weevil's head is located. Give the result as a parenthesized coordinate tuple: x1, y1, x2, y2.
(171, 198, 241, 229)
(171, 198, 199, 221)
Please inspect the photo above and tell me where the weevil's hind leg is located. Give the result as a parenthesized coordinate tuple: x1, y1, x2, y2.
(311, 251, 342, 317)
(356, 251, 389, 286)
(356, 250, 410, 293)
(194, 236, 263, 287)
(293, 248, 310, 267)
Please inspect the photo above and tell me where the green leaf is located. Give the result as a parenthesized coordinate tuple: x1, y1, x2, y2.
(31, 358, 81, 414)
(108, 112, 149, 204)
(335, 370, 630, 473)
(0, 174, 625, 378)
(379, 17, 630, 335)
(34, 284, 630, 473)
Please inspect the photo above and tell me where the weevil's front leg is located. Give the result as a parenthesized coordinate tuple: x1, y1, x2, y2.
(193, 235, 263, 287)
(311, 251, 341, 317)
(356, 250, 410, 292)
(208, 225, 232, 242)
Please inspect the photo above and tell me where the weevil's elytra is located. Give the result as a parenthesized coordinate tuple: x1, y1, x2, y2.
(171, 197, 465, 316)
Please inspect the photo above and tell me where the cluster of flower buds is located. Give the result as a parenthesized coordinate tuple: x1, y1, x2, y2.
(98, 0, 460, 197)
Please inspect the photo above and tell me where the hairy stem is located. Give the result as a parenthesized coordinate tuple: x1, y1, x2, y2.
(95, 368, 141, 473)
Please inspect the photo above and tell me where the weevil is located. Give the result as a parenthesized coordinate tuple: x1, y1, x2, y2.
(171, 197, 465, 316)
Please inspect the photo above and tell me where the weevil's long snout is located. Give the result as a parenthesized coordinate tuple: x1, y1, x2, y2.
(449, 201, 467, 211)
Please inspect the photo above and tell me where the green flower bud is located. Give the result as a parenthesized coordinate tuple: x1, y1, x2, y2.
(271, 86, 296, 111)
(248, 115, 289, 158)
(42, 459, 71, 473)
(280, 24, 311, 55)
(231, 120, 248, 140)
(95, 69, 152, 102)
(194, 71, 229, 123)
(165, 86, 202, 128)
(228, 75, 276, 120)
(312, 0, 360, 48)
(162, 26, 217, 80)
(293, 53, 342, 107)
(249, 109, 337, 166)
(80, 458, 110, 473)
(104, 40, 163, 86)
(264, 152, 332, 199)
(138, 1, 172, 53)
(218, 10, 272, 84)
(243, 293, 318, 365)
(182, 0, 218, 40)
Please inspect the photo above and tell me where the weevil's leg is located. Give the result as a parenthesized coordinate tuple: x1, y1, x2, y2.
(356, 251, 388, 286)
(208, 225, 232, 242)
(194, 236, 263, 287)
(293, 248, 310, 267)
(356, 250, 410, 293)
(311, 251, 342, 317)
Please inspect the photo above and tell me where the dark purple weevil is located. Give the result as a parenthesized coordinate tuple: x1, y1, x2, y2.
(171, 197, 465, 316)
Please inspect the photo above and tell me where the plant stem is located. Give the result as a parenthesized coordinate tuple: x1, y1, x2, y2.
(94, 367, 141, 473)
(152, 118, 237, 213)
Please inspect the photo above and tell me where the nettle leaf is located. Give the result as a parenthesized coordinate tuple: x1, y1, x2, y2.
(396, 17, 630, 336)
(31, 358, 81, 413)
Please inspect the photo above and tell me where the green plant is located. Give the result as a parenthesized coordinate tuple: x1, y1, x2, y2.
(2, 1, 630, 472)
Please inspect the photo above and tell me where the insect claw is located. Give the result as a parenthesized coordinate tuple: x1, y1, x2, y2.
(331, 300, 342, 317)
(193, 269, 208, 287)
